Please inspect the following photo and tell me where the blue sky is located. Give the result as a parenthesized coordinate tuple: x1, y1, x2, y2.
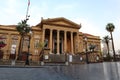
(0, 0, 120, 50)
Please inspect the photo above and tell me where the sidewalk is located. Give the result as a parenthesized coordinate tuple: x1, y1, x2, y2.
(0, 60, 68, 68)
(0, 64, 46, 68)
(0, 62, 120, 80)
(0, 60, 42, 68)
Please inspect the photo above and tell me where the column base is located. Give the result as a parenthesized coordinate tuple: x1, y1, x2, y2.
(49, 52, 53, 54)
(56, 53, 60, 55)
(40, 61, 44, 66)
(11, 60, 15, 66)
(65, 62, 69, 65)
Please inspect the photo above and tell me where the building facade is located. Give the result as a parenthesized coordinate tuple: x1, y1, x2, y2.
(0, 17, 101, 61)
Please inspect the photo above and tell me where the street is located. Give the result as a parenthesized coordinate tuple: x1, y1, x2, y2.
(0, 62, 120, 80)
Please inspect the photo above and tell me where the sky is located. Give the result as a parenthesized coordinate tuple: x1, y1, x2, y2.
(0, 0, 120, 51)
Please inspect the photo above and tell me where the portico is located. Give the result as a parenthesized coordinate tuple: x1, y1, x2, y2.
(42, 28, 78, 54)
(39, 17, 81, 54)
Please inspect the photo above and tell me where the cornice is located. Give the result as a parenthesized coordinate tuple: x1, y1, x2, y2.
(43, 22, 80, 29)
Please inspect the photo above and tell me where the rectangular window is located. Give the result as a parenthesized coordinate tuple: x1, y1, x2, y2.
(11, 35, 19, 45)
(34, 39, 39, 48)
(34, 35, 40, 49)
(23, 37, 29, 48)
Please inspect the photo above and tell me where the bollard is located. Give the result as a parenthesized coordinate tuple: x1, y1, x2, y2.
(69, 55, 72, 62)
(41, 61, 44, 66)
(65, 61, 69, 65)
(11, 60, 15, 66)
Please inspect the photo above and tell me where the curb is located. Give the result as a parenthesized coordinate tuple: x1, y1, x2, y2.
(0, 65, 44, 68)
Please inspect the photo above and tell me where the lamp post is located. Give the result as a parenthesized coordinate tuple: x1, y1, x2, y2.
(25, 30, 32, 65)
(84, 36, 89, 64)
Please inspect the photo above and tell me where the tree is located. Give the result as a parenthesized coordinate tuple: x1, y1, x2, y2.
(0, 41, 6, 49)
(38, 41, 47, 61)
(106, 23, 116, 61)
(16, 19, 31, 60)
(102, 35, 110, 56)
(89, 44, 96, 52)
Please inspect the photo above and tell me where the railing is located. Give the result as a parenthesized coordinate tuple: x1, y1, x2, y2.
(2, 53, 102, 62)
(0, 51, 103, 65)
(39, 48, 44, 61)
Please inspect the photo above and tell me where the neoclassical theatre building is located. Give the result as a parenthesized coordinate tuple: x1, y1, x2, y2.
(0, 17, 101, 61)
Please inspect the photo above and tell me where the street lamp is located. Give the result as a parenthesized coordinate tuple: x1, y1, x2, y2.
(25, 30, 32, 65)
(84, 36, 89, 64)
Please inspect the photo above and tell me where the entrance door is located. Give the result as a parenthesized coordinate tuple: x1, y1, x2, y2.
(53, 41, 57, 54)
(53, 41, 62, 54)
(59, 37, 63, 54)
(59, 42, 62, 54)
(53, 37, 63, 54)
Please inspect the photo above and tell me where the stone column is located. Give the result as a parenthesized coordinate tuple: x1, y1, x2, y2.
(7, 34, 11, 59)
(64, 31, 67, 53)
(76, 32, 79, 52)
(8, 34, 11, 51)
(57, 30, 60, 54)
(49, 29, 53, 53)
(42, 29, 45, 43)
(71, 32, 74, 54)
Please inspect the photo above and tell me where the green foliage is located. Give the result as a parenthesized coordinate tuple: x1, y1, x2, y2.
(16, 19, 31, 60)
(106, 23, 115, 32)
(102, 35, 110, 44)
(16, 19, 31, 35)
(0, 41, 6, 48)
(38, 42, 45, 49)
(102, 35, 111, 56)
(103, 55, 113, 61)
(0, 41, 5, 45)
(89, 44, 96, 51)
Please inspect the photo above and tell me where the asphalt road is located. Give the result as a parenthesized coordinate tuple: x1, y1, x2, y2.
(0, 62, 120, 80)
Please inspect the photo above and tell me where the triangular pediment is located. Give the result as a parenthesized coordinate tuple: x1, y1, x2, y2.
(37, 17, 81, 29)
(48, 21, 74, 27)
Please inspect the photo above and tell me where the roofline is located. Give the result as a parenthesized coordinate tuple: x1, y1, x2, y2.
(36, 17, 81, 29)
